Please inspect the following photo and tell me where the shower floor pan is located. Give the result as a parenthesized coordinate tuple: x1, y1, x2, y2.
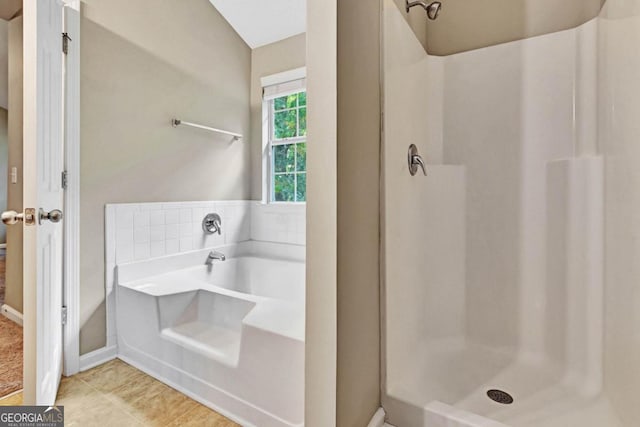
(384, 340, 623, 427)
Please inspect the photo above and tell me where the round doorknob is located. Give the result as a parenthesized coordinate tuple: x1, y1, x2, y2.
(1, 210, 24, 225)
(39, 209, 63, 224)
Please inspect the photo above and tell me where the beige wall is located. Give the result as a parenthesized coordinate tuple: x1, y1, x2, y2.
(0, 19, 8, 110)
(0, 0, 21, 21)
(5, 15, 22, 313)
(305, 0, 337, 424)
(336, 0, 381, 425)
(79, 0, 251, 354)
(250, 33, 306, 200)
(394, 0, 605, 55)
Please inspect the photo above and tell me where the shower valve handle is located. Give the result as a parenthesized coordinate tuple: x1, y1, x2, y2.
(408, 144, 427, 176)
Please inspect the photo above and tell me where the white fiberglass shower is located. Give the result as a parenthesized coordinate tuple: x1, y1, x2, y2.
(381, 0, 640, 426)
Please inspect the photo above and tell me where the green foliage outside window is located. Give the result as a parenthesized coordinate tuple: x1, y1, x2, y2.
(271, 91, 307, 202)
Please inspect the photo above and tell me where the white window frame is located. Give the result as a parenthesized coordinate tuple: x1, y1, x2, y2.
(261, 68, 307, 204)
(268, 95, 307, 203)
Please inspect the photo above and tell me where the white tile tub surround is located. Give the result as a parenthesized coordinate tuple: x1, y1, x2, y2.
(107, 201, 304, 273)
(251, 202, 306, 245)
(110, 201, 252, 265)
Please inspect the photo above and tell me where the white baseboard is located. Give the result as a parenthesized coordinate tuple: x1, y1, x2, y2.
(1, 304, 23, 326)
(368, 408, 390, 427)
(79, 345, 117, 372)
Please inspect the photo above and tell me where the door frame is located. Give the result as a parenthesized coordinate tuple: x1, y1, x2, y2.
(61, 0, 81, 376)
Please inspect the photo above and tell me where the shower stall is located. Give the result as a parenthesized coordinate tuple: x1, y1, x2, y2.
(381, 0, 640, 426)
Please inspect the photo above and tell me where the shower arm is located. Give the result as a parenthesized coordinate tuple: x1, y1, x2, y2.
(405, 0, 442, 20)
(405, 0, 430, 12)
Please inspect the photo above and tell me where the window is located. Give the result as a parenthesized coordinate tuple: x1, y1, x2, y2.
(268, 90, 307, 202)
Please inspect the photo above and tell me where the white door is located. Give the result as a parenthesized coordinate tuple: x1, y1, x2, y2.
(23, 0, 65, 405)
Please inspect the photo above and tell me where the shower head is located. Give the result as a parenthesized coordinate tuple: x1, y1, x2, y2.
(405, 0, 442, 20)
(426, 2, 441, 20)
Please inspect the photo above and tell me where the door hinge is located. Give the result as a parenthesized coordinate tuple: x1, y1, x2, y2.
(61, 306, 68, 325)
(62, 32, 72, 55)
(61, 171, 68, 189)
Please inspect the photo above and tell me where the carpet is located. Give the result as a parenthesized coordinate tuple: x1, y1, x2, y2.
(0, 314, 22, 398)
(0, 255, 5, 307)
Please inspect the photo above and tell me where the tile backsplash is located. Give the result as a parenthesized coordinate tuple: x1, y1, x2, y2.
(251, 203, 306, 246)
(106, 201, 252, 265)
(106, 200, 305, 267)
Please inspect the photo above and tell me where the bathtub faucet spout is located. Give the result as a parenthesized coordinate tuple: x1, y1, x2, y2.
(206, 250, 226, 265)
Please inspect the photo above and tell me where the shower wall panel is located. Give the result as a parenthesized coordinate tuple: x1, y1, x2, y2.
(441, 20, 598, 356)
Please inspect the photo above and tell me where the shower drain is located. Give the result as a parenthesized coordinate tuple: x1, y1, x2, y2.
(487, 389, 514, 404)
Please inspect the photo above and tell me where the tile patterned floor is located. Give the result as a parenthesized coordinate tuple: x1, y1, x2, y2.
(0, 390, 21, 406)
(0, 359, 240, 427)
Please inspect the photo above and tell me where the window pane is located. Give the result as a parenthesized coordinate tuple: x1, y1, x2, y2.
(274, 94, 298, 111)
(287, 94, 298, 108)
(299, 107, 307, 136)
(273, 144, 295, 173)
(274, 96, 288, 111)
(274, 174, 295, 202)
(299, 92, 306, 106)
(296, 173, 306, 202)
(274, 110, 297, 139)
(296, 143, 306, 172)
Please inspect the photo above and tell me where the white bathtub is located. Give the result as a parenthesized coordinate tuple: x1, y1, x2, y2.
(115, 241, 305, 427)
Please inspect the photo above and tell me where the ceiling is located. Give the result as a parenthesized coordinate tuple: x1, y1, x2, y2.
(0, 0, 21, 20)
(208, 0, 306, 49)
